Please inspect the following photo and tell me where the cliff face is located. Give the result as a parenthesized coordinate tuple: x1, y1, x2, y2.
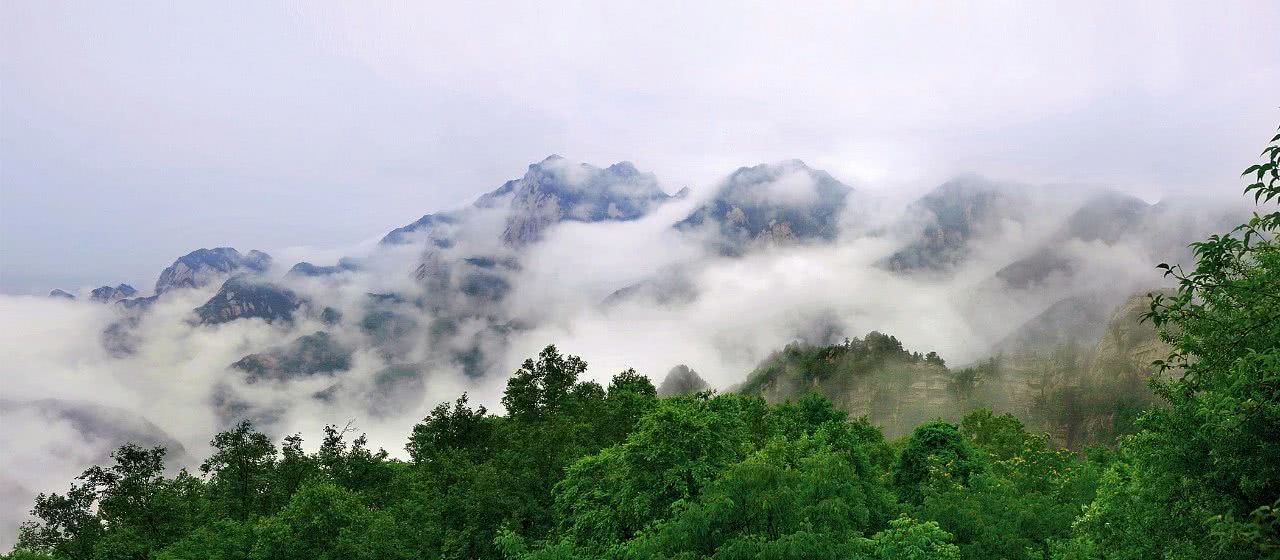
(1086, 294, 1170, 383)
(753, 360, 955, 439)
(974, 293, 1169, 447)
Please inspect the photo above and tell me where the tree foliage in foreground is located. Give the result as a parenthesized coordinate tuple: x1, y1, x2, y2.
(1049, 128, 1280, 559)
(7, 130, 1279, 559)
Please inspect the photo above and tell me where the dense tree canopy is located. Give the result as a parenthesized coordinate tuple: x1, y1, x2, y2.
(0, 351, 1103, 560)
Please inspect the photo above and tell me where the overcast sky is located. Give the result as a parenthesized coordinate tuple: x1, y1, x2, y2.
(1, 1, 1277, 294)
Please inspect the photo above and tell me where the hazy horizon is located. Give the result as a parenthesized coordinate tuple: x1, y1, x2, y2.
(3, 1, 1278, 294)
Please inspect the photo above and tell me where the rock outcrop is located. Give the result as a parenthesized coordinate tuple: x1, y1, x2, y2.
(89, 283, 138, 303)
(657, 365, 710, 396)
(1085, 293, 1170, 383)
(383, 156, 673, 250)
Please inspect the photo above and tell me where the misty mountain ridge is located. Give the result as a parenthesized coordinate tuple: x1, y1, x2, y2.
(882, 175, 1025, 273)
(735, 292, 1170, 445)
(675, 159, 854, 255)
(380, 155, 675, 248)
(193, 276, 302, 325)
(153, 247, 271, 295)
(231, 331, 353, 383)
(286, 258, 361, 278)
(995, 190, 1155, 289)
(36, 155, 1244, 447)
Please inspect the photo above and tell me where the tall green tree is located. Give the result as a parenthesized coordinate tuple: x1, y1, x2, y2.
(602, 369, 659, 444)
(891, 420, 981, 505)
(15, 475, 103, 559)
(201, 421, 278, 522)
(501, 345, 588, 421)
(498, 346, 607, 538)
(16, 445, 205, 560)
(249, 482, 370, 560)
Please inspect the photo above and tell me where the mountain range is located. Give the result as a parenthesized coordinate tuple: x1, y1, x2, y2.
(42, 155, 1240, 437)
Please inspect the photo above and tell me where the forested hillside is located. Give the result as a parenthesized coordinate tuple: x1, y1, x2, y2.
(734, 305, 1164, 448)
(3, 347, 1104, 560)
(5, 132, 1278, 560)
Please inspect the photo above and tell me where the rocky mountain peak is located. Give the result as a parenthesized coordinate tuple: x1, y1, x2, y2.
(194, 276, 300, 325)
(674, 160, 853, 254)
(90, 284, 138, 303)
(286, 258, 360, 278)
(382, 157, 674, 249)
(380, 213, 461, 246)
(501, 157, 671, 246)
(155, 247, 272, 294)
(884, 176, 1023, 272)
(1059, 190, 1150, 243)
(231, 331, 353, 382)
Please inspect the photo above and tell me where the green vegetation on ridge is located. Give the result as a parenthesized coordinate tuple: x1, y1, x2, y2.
(737, 323, 1162, 448)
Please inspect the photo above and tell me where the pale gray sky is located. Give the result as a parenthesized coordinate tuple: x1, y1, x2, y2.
(2, 1, 1278, 293)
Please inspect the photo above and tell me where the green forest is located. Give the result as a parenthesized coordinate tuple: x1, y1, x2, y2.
(6, 133, 1278, 560)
